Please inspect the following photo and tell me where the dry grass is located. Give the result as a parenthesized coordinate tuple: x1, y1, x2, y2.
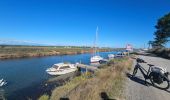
(49, 57, 133, 100)
(38, 94, 49, 100)
(50, 74, 87, 100)
(0, 46, 110, 59)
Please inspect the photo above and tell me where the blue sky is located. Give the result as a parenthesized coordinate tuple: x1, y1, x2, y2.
(0, 0, 170, 48)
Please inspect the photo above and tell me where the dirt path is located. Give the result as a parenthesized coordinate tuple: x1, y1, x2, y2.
(126, 55, 170, 100)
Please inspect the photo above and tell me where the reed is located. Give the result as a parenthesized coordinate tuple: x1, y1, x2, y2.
(0, 46, 110, 59)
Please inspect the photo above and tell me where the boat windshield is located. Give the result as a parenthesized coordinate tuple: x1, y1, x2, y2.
(59, 66, 70, 69)
(52, 65, 59, 69)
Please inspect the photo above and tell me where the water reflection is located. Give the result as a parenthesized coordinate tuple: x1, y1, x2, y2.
(0, 89, 5, 100)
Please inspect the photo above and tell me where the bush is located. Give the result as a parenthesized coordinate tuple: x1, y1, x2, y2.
(149, 48, 170, 58)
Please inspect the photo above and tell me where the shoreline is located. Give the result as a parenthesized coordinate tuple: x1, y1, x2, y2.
(0, 50, 109, 60)
(0, 46, 112, 60)
(48, 57, 133, 100)
(0, 51, 89, 60)
(6, 71, 80, 100)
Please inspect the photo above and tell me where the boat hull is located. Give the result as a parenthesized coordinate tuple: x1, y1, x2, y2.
(46, 68, 77, 75)
(108, 54, 115, 59)
(90, 56, 103, 63)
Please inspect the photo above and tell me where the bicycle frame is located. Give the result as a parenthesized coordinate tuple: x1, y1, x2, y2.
(135, 63, 152, 80)
(134, 58, 170, 89)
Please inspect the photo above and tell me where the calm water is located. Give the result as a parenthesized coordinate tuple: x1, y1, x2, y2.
(0, 52, 116, 99)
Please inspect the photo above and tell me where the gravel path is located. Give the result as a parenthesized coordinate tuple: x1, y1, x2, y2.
(126, 55, 170, 100)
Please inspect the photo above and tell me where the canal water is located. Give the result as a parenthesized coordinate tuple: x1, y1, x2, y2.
(0, 52, 116, 100)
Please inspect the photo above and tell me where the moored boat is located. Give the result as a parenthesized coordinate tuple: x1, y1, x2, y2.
(91, 56, 104, 63)
(108, 54, 115, 59)
(90, 26, 103, 63)
(114, 52, 125, 58)
(46, 63, 77, 75)
(0, 79, 7, 87)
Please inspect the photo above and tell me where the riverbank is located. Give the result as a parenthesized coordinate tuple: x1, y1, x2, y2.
(6, 72, 79, 100)
(0, 46, 112, 59)
(39, 57, 133, 100)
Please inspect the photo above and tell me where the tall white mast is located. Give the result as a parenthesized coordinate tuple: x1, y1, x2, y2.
(94, 26, 98, 55)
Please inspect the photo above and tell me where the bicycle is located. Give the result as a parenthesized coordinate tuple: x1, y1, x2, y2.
(132, 58, 170, 90)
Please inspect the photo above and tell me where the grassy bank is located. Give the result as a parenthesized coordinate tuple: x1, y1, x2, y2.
(39, 57, 132, 100)
(0, 46, 110, 59)
(148, 48, 170, 59)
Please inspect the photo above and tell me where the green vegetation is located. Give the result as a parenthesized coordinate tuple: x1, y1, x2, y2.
(38, 94, 49, 100)
(0, 45, 111, 59)
(148, 13, 170, 58)
(149, 48, 170, 59)
(45, 57, 133, 100)
(150, 12, 170, 48)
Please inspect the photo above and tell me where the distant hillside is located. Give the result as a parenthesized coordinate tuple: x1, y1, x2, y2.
(0, 39, 48, 46)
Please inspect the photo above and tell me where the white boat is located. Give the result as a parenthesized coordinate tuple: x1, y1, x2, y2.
(115, 52, 125, 57)
(0, 79, 7, 87)
(142, 48, 148, 51)
(46, 63, 77, 75)
(90, 26, 103, 63)
(91, 56, 104, 63)
(108, 54, 115, 59)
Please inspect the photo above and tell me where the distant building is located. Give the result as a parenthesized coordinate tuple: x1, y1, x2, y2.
(126, 44, 133, 52)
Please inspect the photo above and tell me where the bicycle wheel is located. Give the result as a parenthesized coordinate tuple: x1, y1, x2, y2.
(149, 72, 170, 90)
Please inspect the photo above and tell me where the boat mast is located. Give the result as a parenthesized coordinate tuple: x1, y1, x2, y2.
(94, 26, 98, 56)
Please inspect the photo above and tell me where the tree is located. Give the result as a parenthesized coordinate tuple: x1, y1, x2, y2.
(152, 12, 170, 48)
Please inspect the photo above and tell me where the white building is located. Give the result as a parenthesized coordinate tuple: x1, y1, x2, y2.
(126, 44, 133, 52)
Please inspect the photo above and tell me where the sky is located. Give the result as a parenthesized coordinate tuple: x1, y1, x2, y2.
(0, 0, 170, 48)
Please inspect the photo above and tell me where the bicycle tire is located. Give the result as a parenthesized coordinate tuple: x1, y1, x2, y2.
(149, 72, 170, 90)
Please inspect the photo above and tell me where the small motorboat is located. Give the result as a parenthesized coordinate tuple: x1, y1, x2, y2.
(108, 54, 115, 59)
(46, 63, 77, 76)
(0, 79, 7, 87)
(115, 52, 125, 58)
(90, 56, 104, 63)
